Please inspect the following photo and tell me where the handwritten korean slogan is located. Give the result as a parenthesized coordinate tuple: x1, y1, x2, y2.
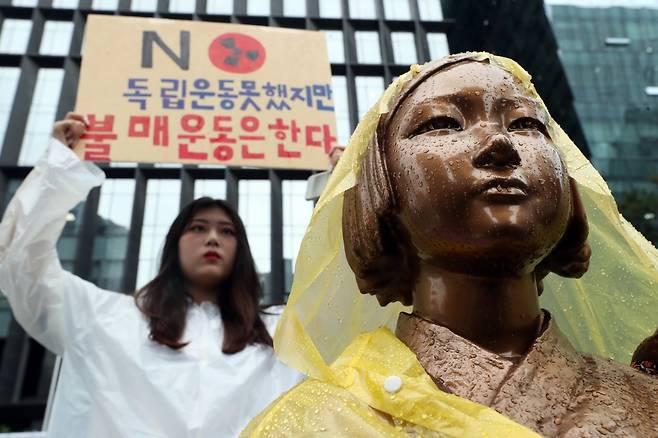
(75, 15, 337, 170)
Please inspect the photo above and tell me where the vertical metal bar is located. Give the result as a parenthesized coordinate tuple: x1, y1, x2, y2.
(26, 6, 45, 54)
(409, 0, 428, 62)
(380, 22, 393, 85)
(179, 167, 194, 208)
(233, 0, 246, 15)
(0, 321, 28, 402)
(41, 356, 61, 431)
(118, 0, 131, 12)
(225, 167, 238, 210)
(269, 169, 284, 304)
(343, 17, 359, 129)
(375, 0, 385, 21)
(196, 0, 207, 15)
(56, 58, 80, 120)
(376, 0, 393, 86)
(271, 0, 283, 16)
(121, 169, 147, 293)
(0, 171, 6, 215)
(157, 0, 169, 13)
(9, 338, 30, 403)
(70, 7, 86, 56)
(0, 58, 38, 165)
(307, 0, 318, 17)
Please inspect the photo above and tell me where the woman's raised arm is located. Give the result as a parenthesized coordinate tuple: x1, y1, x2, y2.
(0, 112, 117, 355)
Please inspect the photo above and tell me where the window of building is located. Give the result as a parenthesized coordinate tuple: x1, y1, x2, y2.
(52, 0, 79, 8)
(207, 0, 232, 14)
(349, 0, 376, 19)
(90, 179, 135, 291)
(323, 30, 345, 64)
(645, 86, 658, 96)
(284, 0, 305, 17)
(194, 179, 227, 199)
(355, 31, 381, 64)
(136, 179, 181, 289)
(417, 0, 443, 20)
(604, 37, 631, 46)
(282, 180, 313, 291)
(39, 21, 74, 56)
(169, 0, 196, 13)
(19, 69, 65, 166)
(92, 0, 119, 10)
(131, 0, 157, 12)
(319, 0, 341, 18)
(391, 31, 417, 65)
(239, 180, 271, 276)
(355, 76, 384, 119)
(11, 0, 37, 6)
(383, 0, 410, 20)
(0, 68, 21, 150)
(247, 0, 270, 16)
(0, 19, 32, 54)
(427, 32, 449, 60)
(331, 75, 351, 145)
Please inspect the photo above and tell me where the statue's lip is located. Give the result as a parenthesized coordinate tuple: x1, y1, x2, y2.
(477, 177, 528, 200)
(478, 177, 528, 192)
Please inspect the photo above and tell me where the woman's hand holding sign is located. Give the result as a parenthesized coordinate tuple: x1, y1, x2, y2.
(52, 112, 88, 149)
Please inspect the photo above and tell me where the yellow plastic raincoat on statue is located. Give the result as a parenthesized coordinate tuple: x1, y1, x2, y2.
(241, 53, 658, 437)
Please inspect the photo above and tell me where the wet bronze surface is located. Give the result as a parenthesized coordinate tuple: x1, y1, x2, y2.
(397, 312, 658, 437)
(342, 56, 655, 436)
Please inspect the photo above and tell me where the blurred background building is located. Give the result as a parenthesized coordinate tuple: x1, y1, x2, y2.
(545, 0, 658, 243)
(0, 0, 654, 432)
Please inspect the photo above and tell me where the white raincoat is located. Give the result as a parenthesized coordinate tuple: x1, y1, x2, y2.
(0, 139, 303, 438)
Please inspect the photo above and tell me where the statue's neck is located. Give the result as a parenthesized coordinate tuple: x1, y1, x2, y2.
(411, 264, 542, 357)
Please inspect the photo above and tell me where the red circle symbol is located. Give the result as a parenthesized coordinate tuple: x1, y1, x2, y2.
(208, 33, 266, 74)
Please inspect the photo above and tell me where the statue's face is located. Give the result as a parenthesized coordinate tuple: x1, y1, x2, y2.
(385, 61, 571, 275)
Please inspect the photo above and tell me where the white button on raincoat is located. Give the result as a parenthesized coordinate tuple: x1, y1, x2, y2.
(0, 139, 303, 438)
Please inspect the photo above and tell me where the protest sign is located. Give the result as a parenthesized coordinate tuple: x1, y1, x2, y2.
(75, 15, 337, 170)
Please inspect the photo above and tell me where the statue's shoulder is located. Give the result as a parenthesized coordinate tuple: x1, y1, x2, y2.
(240, 378, 405, 437)
(574, 353, 658, 436)
(586, 353, 658, 391)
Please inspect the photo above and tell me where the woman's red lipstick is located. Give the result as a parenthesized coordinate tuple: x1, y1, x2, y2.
(203, 251, 221, 261)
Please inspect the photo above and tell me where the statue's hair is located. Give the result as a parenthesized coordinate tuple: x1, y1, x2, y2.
(342, 55, 591, 306)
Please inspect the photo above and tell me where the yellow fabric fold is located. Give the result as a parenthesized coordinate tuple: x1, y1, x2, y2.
(242, 328, 539, 437)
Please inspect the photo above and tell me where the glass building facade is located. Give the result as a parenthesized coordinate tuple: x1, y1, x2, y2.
(546, 2, 658, 193)
(0, 0, 450, 430)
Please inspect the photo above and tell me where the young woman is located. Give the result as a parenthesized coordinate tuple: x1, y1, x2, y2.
(0, 113, 302, 438)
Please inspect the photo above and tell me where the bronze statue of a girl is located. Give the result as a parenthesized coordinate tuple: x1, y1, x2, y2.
(241, 54, 658, 438)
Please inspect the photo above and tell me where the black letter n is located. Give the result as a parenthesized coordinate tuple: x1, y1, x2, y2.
(142, 31, 190, 70)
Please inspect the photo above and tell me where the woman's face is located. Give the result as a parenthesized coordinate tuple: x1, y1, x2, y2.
(178, 207, 238, 289)
(385, 61, 571, 275)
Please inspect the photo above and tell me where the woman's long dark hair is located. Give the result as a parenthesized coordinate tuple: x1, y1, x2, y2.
(134, 197, 273, 354)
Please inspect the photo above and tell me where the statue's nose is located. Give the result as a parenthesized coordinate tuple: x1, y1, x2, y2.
(472, 133, 521, 169)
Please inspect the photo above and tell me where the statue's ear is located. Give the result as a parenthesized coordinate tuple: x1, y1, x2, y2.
(535, 177, 591, 295)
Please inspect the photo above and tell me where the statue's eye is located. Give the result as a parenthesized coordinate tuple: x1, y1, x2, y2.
(508, 117, 548, 136)
(409, 117, 462, 138)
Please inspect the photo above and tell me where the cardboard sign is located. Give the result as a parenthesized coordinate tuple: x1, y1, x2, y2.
(75, 15, 337, 170)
